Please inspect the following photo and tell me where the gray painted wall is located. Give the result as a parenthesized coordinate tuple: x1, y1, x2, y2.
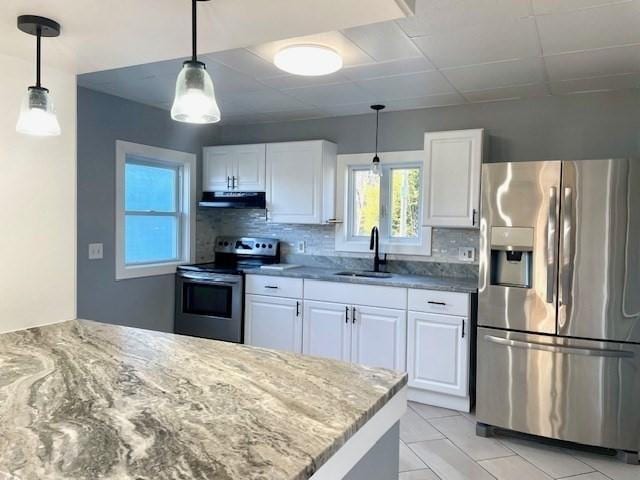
(210, 90, 640, 160)
(77, 87, 209, 333)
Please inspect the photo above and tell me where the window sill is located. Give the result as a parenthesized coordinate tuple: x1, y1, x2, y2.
(115, 261, 184, 281)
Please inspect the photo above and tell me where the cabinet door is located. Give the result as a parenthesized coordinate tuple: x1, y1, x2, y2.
(203, 146, 234, 191)
(233, 144, 266, 191)
(407, 311, 469, 397)
(245, 294, 302, 353)
(351, 305, 406, 371)
(302, 300, 351, 362)
(423, 129, 483, 228)
(266, 141, 323, 224)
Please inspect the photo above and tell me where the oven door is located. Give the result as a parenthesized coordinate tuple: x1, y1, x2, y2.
(175, 273, 243, 343)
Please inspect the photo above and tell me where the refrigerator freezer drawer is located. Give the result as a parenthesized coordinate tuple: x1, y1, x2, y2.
(476, 327, 640, 452)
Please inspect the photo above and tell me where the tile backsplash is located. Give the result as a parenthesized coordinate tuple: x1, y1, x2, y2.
(196, 208, 480, 279)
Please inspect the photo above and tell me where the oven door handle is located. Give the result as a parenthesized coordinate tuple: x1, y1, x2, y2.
(179, 274, 241, 285)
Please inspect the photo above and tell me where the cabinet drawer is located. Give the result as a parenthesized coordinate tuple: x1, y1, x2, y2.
(408, 289, 469, 316)
(304, 280, 406, 310)
(245, 275, 303, 298)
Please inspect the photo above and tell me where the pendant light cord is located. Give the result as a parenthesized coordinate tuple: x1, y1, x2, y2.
(35, 26, 41, 88)
(191, 0, 197, 62)
(375, 109, 379, 156)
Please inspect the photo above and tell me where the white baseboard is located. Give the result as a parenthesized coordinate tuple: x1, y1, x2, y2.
(407, 387, 471, 412)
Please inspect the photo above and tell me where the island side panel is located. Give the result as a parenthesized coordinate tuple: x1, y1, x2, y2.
(344, 422, 400, 480)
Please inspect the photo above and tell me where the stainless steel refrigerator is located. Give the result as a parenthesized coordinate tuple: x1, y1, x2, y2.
(476, 159, 640, 463)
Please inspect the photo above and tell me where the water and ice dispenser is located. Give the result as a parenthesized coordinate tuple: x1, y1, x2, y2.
(490, 227, 534, 288)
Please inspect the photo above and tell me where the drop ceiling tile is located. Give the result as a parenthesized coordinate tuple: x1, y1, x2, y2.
(463, 83, 551, 102)
(384, 92, 467, 110)
(357, 70, 456, 100)
(320, 103, 378, 117)
(549, 72, 640, 93)
(205, 48, 284, 78)
(411, 17, 540, 69)
(532, 0, 633, 15)
(258, 109, 326, 123)
(544, 44, 640, 80)
(442, 57, 546, 92)
(284, 82, 375, 106)
(249, 31, 375, 68)
(536, 2, 640, 55)
(201, 61, 269, 94)
(342, 21, 422, 62)
(396, 0, 532, 37)
(342, 56, 436, 81)
(258, 71, 351, 90)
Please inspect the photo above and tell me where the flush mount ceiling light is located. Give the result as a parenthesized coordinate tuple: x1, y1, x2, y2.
(171, 0, 221, 124)
(370, 104, 385, 177)
(274, 44, 343, 76)
(15, 15, 62, 137)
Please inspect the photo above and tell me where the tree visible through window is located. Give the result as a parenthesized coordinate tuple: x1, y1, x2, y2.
(353, 169, 380, 237)
(390, 168, 420, 238)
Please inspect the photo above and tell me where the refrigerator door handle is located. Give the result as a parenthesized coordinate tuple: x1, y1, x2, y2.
(561, 187, 573, 307)
(546, 187, 558, 303)
(484, 335, 634, 358)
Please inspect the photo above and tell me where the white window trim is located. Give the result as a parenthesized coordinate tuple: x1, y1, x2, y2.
(115, 140, 196, 280)
(335, 151, 432, 256)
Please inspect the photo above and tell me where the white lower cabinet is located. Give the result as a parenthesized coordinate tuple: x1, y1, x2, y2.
(302, 301, 351, 362)
(245, 294, 302, 353)
(302, 300, 406, 370)
(407, 311, 469, 398)
(351, 305, 406, 371)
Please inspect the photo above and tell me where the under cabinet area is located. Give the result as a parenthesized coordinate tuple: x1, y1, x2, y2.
(244, 274, 474, 411)
(203, 143, 266, 192)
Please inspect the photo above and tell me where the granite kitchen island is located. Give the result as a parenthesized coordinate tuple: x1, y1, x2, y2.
(0, 320, 407, 480)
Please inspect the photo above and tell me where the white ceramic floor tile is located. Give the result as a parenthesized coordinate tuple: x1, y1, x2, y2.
(409, 439, 495, 480)
(409, 401, 461, 420)
(400, 440, 428, 472)
(559, 473, 611, 480)
(429, 415, 514, 461)
(479, 455, 553, 480)
(498, 437, 593, 478)
(569, 451, 640, 480)
(401, 407, 445, 443)
(399, 469, 441, 480)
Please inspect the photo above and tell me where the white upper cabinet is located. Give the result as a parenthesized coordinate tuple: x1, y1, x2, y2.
(203, 144, 266, 192)
(423, 129, 484, 228)
(266, 140, 337, 224)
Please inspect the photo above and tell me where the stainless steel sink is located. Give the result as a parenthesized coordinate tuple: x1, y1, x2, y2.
(334, 270, 393, 279)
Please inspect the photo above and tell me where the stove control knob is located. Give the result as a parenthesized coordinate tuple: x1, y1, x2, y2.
(268, 244, 273, 249)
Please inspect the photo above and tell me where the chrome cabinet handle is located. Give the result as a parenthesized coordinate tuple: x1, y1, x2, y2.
(325, 218, 343, 224)
(472, 208, 477, 226)
(561, 187, 573, 307)
(296, 301, 300, 317)
(227, 176, 231, 189)
(484, 335, 634, 358)
(461, 319, 465, 338)
(428, 301, 446, 306)
(345, 306, 349, 324)
(546, 187, 557, 303)
(264, 285, 278, 289)
(352, 306, 356, 324)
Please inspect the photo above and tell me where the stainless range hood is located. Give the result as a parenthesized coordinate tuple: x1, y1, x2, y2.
(199, 191, 266, 209)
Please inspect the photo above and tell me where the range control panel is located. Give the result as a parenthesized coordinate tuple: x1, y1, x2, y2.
(214, 236, 280, 256)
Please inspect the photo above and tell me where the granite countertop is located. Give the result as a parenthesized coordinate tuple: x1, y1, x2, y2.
(252, 266, 478, 293)
(0, 320, 406, 480)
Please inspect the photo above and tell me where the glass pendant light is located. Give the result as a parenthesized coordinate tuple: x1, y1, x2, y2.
(171, 0, 221, 124)
(370, 104, 385, 177)
(16, 15, 61, 137)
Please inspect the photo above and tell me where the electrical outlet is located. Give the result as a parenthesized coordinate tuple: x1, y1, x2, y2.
(297, 240, 306, 253)
(88, 243, 103, 260)
(458, 247, 475, 262)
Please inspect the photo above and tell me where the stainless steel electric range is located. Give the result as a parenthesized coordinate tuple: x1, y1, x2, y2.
(174, 236, 280, 343)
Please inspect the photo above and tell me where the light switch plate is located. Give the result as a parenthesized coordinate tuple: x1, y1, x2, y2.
(88, 243, 103, 260)
(297, 240, 306, 253)
(458, 247, 475, 262)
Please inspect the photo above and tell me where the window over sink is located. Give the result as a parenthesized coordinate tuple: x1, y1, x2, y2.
(115, 140, 196, 280)
(336, 151, 432, 256)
